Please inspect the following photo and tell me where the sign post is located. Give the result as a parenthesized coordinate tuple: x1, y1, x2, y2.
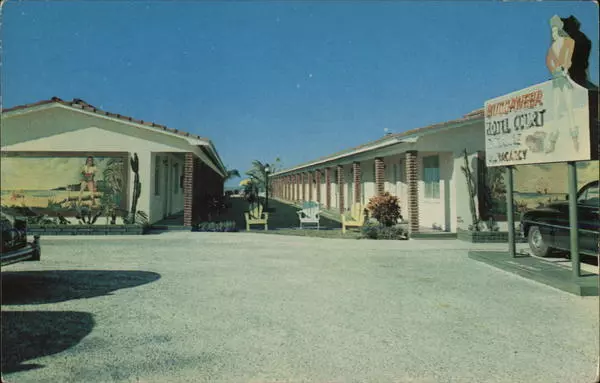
(484, 76, 591, 270)
(505, 166, 516, 258)
(567, 162, 581, 277)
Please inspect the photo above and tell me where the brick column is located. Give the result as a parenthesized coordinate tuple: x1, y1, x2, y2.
(375, 157, 385, 196)
(337, 165, 344, 213)
(183, 153, 194, 226)
(325, 167, 331, 209)
(301, 172, 306, 201)
(405, 151, 419, 233)
(296, 174, 300, 202)
(353, 162, 361, 204)
(308, 172, 314, 201)
(315, 170, 321, 204)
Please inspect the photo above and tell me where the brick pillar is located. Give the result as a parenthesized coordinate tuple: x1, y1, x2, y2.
(406, 151, 419, 233)
(183, 153, 194, 226)
(337, 165, 344, 213)
(315, 170, 321, 204)
(325, 167, 331, 209)
(301, 173, 306, 201)
(296, 174, 300, 202)
(353, 162, 361, 204)
(375, 157, 385, 196)
(285, 176, 289, 200)
(308, 172, 313, 201)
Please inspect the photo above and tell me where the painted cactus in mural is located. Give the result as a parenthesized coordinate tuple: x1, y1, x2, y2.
(129, 153, 141, 224)
(100, 157, 125, 224)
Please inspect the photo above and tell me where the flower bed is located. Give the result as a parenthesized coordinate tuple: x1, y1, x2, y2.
(192, 221, 238, 233)
(28, 224, 147, 235)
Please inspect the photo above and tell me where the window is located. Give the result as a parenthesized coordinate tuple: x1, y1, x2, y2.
(154, 155, 161, 196)
(173, 163, 179, 194)
(423, 155, 440, 199)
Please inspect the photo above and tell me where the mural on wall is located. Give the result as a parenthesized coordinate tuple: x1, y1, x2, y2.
(479, 160, 599, 219)
(0, 154, 128, 217)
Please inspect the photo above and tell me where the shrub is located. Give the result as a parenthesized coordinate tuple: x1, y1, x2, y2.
(360, 221, 408, 240)
(366, 192, 402, 226)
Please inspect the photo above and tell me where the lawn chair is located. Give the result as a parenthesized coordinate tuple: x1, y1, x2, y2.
(342, 203, 366, 234)
(244, 203, 269, 231)
(296, 201, 321, 229)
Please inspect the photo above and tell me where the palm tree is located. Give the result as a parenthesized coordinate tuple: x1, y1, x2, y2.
(245, 158, 281, 193)
(225, 168, 241, 182)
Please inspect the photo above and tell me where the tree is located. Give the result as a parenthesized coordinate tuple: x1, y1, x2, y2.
(224, 168, 241, 182)
(245, 158, 282, 194)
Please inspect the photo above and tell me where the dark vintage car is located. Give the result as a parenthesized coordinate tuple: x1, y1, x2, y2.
(520, 180, 599, 257)
(1, 210, 41, 267)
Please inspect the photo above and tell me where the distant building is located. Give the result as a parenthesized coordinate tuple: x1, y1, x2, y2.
(1, 97, 227, 226)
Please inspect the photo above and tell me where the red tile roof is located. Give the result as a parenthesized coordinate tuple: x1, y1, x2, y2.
(2, 97, 209, 141)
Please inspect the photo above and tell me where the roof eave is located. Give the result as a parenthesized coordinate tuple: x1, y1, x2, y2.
(272, 115, 483, 176)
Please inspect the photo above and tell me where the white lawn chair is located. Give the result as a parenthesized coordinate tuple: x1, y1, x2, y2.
(296, 201, 321, 229)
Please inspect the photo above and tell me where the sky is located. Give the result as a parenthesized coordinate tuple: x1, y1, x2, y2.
(2, 1, 598, 187)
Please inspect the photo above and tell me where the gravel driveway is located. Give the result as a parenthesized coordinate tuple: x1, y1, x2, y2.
(1, 233, 598, 383)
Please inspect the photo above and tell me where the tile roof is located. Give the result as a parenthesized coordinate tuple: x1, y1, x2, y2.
(276, 108, 485, 174)
(2, 97, 209, 141)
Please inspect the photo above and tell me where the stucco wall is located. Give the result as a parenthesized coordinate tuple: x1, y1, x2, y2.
(412, 121, 485, 231)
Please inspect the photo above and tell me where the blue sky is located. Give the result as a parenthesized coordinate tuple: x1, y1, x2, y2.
(2, 1, 598, 186)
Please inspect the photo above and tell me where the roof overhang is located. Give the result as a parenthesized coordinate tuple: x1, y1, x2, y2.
(272, 116, 482, 176)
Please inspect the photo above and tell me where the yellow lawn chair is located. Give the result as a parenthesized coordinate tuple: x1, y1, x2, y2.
(342, 203, 366, 234)
(245, 203, 269, 231)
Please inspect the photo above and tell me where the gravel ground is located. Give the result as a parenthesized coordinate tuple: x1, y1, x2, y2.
(1, 233, 598, 383)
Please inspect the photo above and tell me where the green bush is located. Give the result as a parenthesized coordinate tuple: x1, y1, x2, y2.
(366, 192, 402, 226)
(360, 221, 408, 240)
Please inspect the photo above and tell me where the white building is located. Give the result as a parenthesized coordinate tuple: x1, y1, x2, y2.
(270, 109, 489, 234)
(1, 97, 227, 226)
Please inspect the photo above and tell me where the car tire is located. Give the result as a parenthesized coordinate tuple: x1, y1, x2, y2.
(528, 225, 552, 257)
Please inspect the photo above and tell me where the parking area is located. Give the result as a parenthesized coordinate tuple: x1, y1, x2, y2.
(1, 233, 598, 383)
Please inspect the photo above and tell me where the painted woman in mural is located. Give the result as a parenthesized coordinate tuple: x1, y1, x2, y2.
(78, 156, 98, 205)
(544, 15, 579, 153)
